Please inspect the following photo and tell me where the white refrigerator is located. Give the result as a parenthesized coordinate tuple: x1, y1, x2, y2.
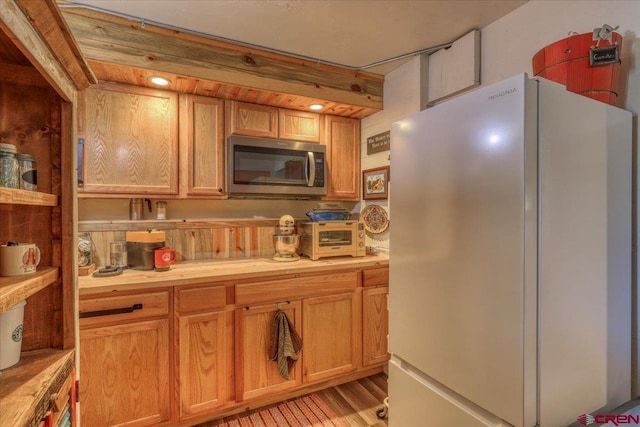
(388, 74, 631, 427)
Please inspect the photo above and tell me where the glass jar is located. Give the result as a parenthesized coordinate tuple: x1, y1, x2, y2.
(16, 153, 37, 191)
(78, 233, 94, 267)
(0, 143, 19, 189)
(156, 201, 167, 219)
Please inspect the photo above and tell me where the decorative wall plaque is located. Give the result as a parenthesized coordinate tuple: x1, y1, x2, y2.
(366, 131, 390, 155)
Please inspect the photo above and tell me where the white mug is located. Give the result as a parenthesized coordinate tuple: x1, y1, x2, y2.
(0, 243, 41, 276)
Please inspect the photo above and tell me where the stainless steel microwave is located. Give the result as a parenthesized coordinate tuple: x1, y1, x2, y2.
(227, 135, 326, 198)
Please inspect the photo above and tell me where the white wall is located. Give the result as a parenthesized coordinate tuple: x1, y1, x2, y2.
(360, 56, 423, 253)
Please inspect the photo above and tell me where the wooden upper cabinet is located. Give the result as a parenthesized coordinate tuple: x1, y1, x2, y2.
(322, 116, 361, 201)
(226, 101, 278, 138)
(179, 94, 226, 198)
(227, 101, 320, 142)
(79, 83, 179, 195)
(278, 109, 320, 142)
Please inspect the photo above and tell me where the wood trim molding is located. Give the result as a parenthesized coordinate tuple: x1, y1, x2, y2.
(0, 0, 95, 102)
(15, 0, 97, 89)
(60, 7, 383, 117)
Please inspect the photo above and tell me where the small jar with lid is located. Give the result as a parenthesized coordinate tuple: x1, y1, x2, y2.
(0, 143, 19, 189)
(16, 153, 37, 191)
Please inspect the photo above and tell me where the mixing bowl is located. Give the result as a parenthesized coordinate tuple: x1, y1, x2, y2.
(273, 234, 300, 258)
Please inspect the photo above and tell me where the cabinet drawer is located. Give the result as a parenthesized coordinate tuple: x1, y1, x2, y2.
(236, 271, 358, 306)
(79, 291, 169, 328)
(363, 267, 389, 287)
(176, 285, 226, 313)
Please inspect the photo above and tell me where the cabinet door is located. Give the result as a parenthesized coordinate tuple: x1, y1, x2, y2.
(226, 101, 278, 138)
(303, 291, 361, 383)
(79, 291, 171, 427)
(363, 286, 389, 366)
(236, 301, 302, 401)
(79, 319, 171, 427)
(178, 310, 229, 417)
(322, 116, 361, 200)
(179, 94, 226, 197)
(80, 83, 179, 195)
(176, 284, 231, 419)
(278, 109, 320, 142)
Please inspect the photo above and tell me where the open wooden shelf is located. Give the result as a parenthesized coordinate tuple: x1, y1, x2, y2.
(0, 267, 59, 312)
(0, 188, 58, 206)
(0, 348, 74, 427)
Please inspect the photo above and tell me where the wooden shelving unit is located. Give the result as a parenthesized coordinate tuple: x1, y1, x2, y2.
(0, 188, 60, 314)
(1, 0, 95, 424)
(0, 348, 74, 427)
(0, 267, 59, 312)
(0, 188, 58, 207)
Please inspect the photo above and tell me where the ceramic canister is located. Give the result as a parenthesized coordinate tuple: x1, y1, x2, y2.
(0, 243, 41, 276)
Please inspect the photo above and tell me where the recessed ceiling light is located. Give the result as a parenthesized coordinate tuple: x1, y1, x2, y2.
(309, 104, 323, 111)
(149, 76, 171, 86)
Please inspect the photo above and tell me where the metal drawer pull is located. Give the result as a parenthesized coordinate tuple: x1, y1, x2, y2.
(80, 303, 143, 318)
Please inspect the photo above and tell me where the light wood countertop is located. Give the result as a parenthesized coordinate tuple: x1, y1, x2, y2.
(79, 255, 388, 295)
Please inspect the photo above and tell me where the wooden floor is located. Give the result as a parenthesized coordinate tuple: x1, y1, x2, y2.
(317, 372, 388, 427)
(200, 373, 389, 427)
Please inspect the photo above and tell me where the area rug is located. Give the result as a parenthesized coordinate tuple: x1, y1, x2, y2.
(221, 394, 348, 427)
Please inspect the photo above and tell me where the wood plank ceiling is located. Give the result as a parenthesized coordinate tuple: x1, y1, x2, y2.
(59, 6, 384, 119)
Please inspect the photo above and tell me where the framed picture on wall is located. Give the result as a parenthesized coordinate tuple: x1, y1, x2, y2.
(363, 166, 389, 200)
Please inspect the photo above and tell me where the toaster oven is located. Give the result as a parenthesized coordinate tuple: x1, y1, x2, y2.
(298, 221, 366, 260)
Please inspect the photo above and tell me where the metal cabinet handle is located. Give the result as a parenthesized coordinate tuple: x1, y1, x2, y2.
(77, 138, 84, 188)
(79, 303, 143, 318)
(307, 151, 316, 187)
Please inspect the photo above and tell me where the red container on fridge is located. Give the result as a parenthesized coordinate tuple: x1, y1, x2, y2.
(532, 31, 622, 105)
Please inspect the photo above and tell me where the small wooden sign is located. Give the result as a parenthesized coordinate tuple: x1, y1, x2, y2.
(366, 131, 390, 155)
(590, 45, 619, 66)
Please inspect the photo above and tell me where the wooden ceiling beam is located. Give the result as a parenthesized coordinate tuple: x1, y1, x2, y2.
(0, 0, 76, 100)
(15, 0, 96, 90)
(60, 7, 383, 112)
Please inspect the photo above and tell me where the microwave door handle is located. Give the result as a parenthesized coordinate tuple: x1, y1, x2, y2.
(307, 152, 316, 187)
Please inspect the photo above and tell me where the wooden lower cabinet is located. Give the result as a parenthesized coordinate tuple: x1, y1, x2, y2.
(363, 286, 389, 366)
(176, 285, 232, 421)
(362, 266, 390, 367)
(77, 266, 388, 426)
(236, 301, 303, 401)
(79, 291, 171, 427)
(302, 291, 361, 383)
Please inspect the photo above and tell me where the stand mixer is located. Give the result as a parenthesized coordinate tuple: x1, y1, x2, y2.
(272, 214, 300, 262)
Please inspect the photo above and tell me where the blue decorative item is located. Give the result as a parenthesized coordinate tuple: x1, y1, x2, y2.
(305, 210, 351, 221)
